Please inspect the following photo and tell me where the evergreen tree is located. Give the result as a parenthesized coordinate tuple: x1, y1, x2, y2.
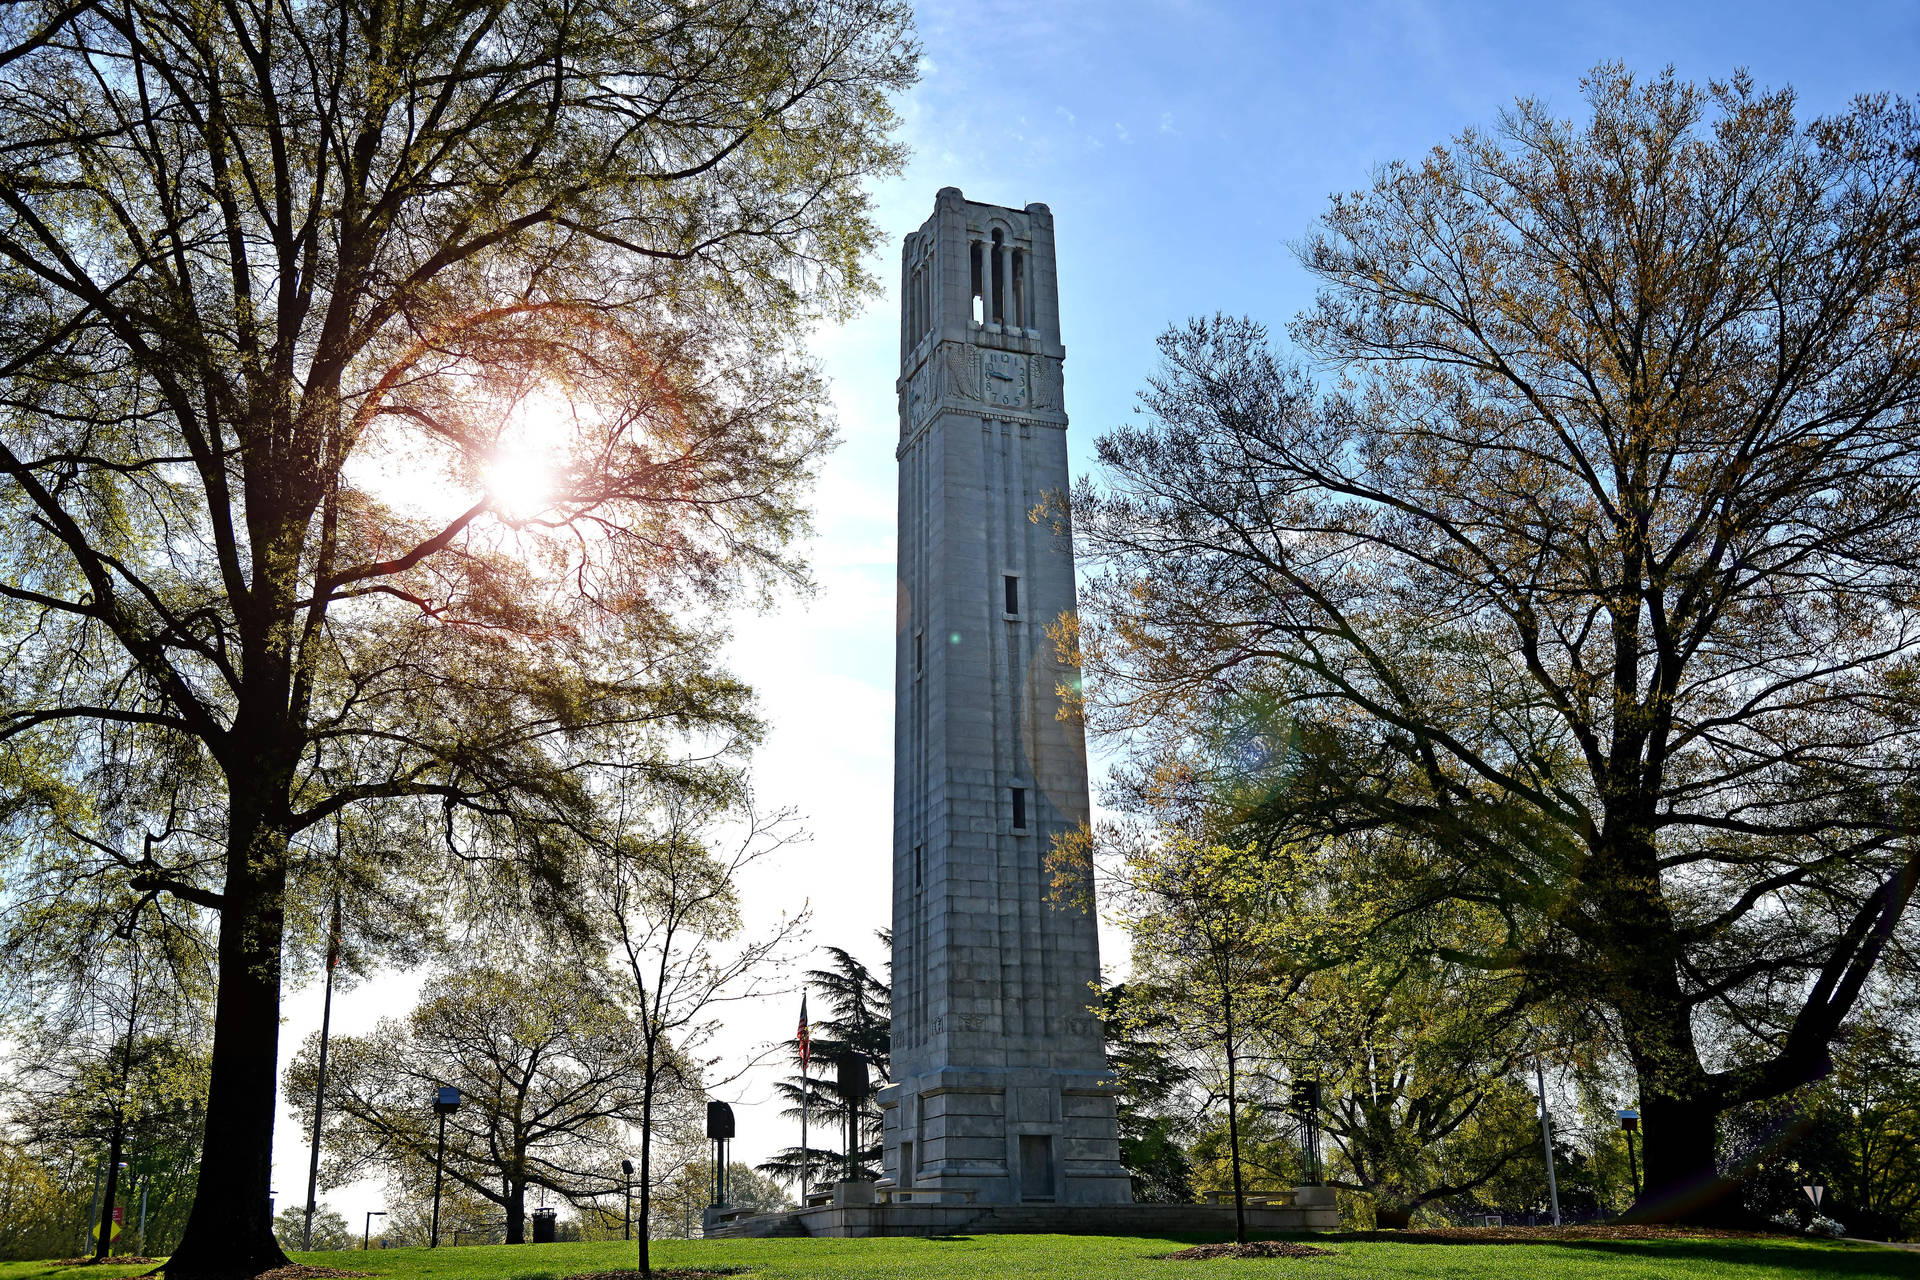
(758, 935, 890, 1189)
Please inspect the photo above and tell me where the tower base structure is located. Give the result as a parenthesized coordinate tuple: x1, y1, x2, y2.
(875, 1066, 1133, 1207)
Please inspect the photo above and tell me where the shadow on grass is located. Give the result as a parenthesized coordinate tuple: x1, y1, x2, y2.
(1548, 1240, 1919, 1275)
(1300, 1235, 1918, 1277)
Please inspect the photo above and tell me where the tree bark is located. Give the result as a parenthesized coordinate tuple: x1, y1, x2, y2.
(1221, 982, 1247, 1245)
(1632, 1093, 1731, 1224)
(638, 1064, 655, 1278)
(96, 977, 140, 1262)
(505, 1181, 524, 1245)
(96, 1114, 124, 1261)
(163, 798, 292, 1277)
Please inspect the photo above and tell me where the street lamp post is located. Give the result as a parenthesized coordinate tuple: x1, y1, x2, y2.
(363, 1211, 386, 1251)
(431, 1087, 462, 1248)
(1618, 1109, 1641, 1205)
(620, 1159, 633, 1241)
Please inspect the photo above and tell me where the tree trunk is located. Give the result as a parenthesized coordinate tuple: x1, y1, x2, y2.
(1595, 820, 1745, 1226)
(638, 1065, 655, 1277)
(96, 1115, 125, 1261)
(97, 983, 140, 1263)
(1631, 1088, 1737, 1225)
(1615, 952, 1741, 1223)
(1222, 987, 1247, 1245)
(163, 804, 292, 1278)
(505, 1181, 525, 1245)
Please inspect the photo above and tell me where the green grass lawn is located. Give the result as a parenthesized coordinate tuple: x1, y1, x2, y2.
(3, 1234, 1915, 1280)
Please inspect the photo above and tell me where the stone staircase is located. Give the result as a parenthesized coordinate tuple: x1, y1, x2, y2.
(707, 1211, 811, 1238)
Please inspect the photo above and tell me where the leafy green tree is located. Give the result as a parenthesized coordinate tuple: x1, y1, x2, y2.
(592, 796, 805, 1275)
(1267, 865, 1557, 1228)
(272, 1207, 352, 1253)
(651, 1161, 789, 1237)
(1, 905, 209, 1262)
(376, 1181, 499, 1249)
(1098, 983, 1197, 1204)
(1101, 831, 1300, 1242)
(285, 962, 668, 1245)
(1071, 66, 1920, 1221)
(0, 1141, 72, 1262)
(1185, 1105, 1305, 1203)
(0, 1, 915, 1272)
(1721, 1013, 1920, 1239)
(1829, 1019, 1920, 1240)
(758, 936, 890, 1191)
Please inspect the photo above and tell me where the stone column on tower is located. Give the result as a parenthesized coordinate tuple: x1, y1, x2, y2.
(879, 188, 1131, 1207)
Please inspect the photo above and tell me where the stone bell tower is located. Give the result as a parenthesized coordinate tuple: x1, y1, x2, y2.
(878, 189, 1130, 1206)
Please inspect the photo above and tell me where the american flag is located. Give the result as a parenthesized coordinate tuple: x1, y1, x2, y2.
(797, 993, 811, 1069)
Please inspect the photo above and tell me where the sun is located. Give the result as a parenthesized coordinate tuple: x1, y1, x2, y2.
(483, 386, 571, 521)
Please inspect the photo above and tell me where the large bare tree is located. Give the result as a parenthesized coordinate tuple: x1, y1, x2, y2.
(285, 963, 676, 1245)
(0, 1, 915, 1273)
(1072, 66, 1920, 1221)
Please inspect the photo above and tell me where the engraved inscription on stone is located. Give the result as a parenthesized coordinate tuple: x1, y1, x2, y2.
(908, 358, 936, 425)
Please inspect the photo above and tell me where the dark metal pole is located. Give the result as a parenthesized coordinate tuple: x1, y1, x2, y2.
(431, 1109, 448, 1248)
(363, 1211, 384, 1251)
(1535, 1060, 1561, 1226)
(620, 1157, 633, 1242)
(303, 885, 342, 1251)
(85, 1158, 104, 1256)
(1626, 1128, 1640, 1202)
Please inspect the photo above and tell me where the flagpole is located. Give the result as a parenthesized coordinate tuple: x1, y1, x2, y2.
(303, 879, 342, 1251)
(798, 993, 810, 1201)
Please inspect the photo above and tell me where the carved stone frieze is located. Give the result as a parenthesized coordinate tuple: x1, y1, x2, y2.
(944, 340, 981, 402)
(1031, 355, 1063, 411)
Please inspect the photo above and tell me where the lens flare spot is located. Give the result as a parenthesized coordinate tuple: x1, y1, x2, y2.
(484, 389, 569, 520)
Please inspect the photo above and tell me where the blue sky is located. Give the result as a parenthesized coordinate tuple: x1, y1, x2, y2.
(276, 0, 1919, 1223)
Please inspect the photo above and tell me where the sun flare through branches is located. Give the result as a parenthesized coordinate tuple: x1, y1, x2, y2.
(484, 386, 573, 523)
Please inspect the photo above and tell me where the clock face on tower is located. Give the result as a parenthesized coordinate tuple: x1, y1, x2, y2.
(981, 349, 1029, 409)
